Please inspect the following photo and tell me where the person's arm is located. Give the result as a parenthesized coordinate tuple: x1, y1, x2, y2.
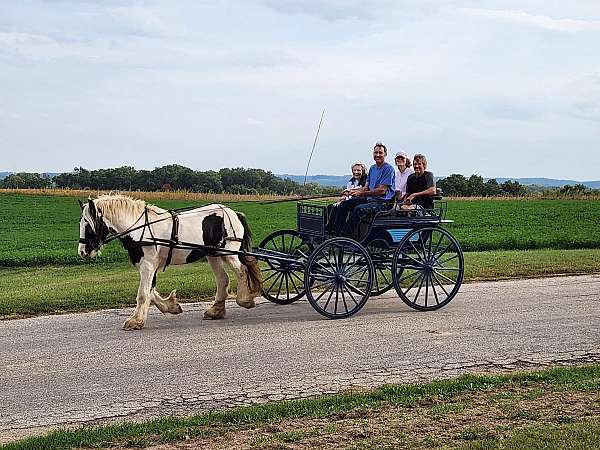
(354, 184, 387, 197)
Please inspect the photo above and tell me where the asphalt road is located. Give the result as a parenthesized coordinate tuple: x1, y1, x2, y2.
(1, 275, 599, 443)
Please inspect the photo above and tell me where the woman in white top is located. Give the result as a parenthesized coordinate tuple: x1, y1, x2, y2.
(394, 150, 414, 202)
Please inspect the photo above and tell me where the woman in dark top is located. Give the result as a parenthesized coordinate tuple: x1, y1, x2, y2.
(403, 154, 436, 210)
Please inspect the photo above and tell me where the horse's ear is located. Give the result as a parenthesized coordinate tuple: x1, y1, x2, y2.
(88, 198, 96, 216)
(78, 199, 84, 210)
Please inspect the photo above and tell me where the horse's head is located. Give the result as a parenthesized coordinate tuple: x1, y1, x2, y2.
(78, 198, 110, 258)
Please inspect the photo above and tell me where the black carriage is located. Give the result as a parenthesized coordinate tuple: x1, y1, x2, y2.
(256, 196, 464, 319)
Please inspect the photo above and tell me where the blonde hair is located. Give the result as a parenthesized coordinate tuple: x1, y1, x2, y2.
(413, 154, 427, 169)
(351, 162, 367, 176)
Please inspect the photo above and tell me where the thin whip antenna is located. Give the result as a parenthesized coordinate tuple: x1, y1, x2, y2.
(303, 109, 325, 186)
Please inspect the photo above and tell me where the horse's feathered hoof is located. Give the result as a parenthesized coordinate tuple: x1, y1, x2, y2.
(203, 306, 225, 319)
(236, 298, 256, 309)
(123, 317, 145, 330)
(166, 290, 183, 314)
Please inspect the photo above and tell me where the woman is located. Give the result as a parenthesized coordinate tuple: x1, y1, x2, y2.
(325, 162, 367, 234)
(403, 154, 436, 211)
(393, 150, 414, 204)
(343, 162, 367, 199)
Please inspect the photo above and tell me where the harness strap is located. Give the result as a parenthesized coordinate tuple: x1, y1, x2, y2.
(218, 205, 239, 248)
(163, 210, 180, 271)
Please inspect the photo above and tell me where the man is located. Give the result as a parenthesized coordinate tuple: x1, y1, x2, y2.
(332, 142, 395, 237)
(402, 153, 436, 210)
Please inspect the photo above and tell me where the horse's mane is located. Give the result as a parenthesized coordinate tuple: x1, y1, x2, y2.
(95, 194, 166, 220)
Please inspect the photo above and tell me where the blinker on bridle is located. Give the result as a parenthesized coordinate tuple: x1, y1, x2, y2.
(78, 199, 110, 251)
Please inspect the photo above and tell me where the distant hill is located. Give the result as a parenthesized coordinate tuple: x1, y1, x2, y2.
(278, 174, 600, 189)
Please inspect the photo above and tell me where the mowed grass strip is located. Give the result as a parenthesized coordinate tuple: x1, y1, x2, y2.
(2, 192, 600, 267)
(2, 365, 599, 450)
(1, 248, 599, 318)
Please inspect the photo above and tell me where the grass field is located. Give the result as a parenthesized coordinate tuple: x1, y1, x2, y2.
(0, 192, 297, 266)
(1, 192, 600, 267)
(2, 248, 599, 318)
(3, 364, 599, 450)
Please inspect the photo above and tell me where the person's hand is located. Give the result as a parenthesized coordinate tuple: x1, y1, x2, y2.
(405, 193, 416, 203)
(353, 189, 364, 197)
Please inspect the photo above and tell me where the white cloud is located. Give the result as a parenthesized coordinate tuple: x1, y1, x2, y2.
(461, 8, 600, 32)
(260, 0, 393, 21)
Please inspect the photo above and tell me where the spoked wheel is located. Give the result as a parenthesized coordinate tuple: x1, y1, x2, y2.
(305, 237, 374, 319)
(392, 227, 464, 311)
(258, 230, 313, 305)
(366, 239, 394, 296)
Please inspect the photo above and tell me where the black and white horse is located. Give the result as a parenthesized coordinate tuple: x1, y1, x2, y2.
(78, 194, 262, 330)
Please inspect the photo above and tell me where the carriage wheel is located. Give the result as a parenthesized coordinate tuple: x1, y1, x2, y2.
(366, 240, 394, 296)
(392, 227, 464, 311)
(305, 237, 373, 319)
(258, 230, 312, 305)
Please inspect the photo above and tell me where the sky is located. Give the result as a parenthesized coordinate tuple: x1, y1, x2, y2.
(1, 0, 599, 179)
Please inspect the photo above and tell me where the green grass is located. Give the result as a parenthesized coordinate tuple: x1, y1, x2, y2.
(2, 248, 599, 318)
(462, 422, 600, 450)
(0, 262, 229, 317)
(2, 364, 599, 450)
(2, 192, 600, 267)
(0, 193, 296, 267)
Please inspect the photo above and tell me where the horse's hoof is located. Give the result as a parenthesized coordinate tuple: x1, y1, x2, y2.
(173, 304, 183, 314)
(203, 308, 225, 320)
(123, 318, 145, 330)
(236, 298, 256, 309)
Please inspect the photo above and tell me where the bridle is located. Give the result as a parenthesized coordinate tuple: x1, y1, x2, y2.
(79, 205, 160, 252)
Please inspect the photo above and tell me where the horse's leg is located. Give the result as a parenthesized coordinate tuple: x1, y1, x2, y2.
(149, 270, 183, 315)
(124, 261, 155, 330)
(203, 256, 229, 319)
(224, 255, 256, 309)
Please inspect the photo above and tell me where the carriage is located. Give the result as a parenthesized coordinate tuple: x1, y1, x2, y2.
(255, 195, 464, 319)
(78, 192, 464, 329)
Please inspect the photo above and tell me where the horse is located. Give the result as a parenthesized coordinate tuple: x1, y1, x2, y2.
(77, 194, 262, 330)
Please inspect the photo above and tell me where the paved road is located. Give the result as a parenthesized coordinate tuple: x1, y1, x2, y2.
(1, 275, 599, 443)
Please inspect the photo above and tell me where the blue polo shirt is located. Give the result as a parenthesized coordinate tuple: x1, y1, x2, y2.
(367, 162, 395, 201)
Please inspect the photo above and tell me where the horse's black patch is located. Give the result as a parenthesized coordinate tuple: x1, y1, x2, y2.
(120, 236, 144, 265)
(83, 224, 95, 254)
(186, 249, 206, 263)
(152, 270, 157, 288)
(202, 213, 227, 249)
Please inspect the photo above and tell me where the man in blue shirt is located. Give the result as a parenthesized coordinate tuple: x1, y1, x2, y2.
(331, 142, 395, 237)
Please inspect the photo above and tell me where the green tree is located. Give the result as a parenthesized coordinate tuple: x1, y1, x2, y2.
(501, 180, 527, 196)
(437, 174, 468, 196)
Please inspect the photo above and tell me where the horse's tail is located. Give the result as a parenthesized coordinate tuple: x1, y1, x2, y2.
(236, 212, 262, 297)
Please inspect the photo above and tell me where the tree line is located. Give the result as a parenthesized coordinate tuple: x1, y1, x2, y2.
(0, 165, 596, 197)
(0, 165, 332, 195)
(436, 174, 528, 197)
